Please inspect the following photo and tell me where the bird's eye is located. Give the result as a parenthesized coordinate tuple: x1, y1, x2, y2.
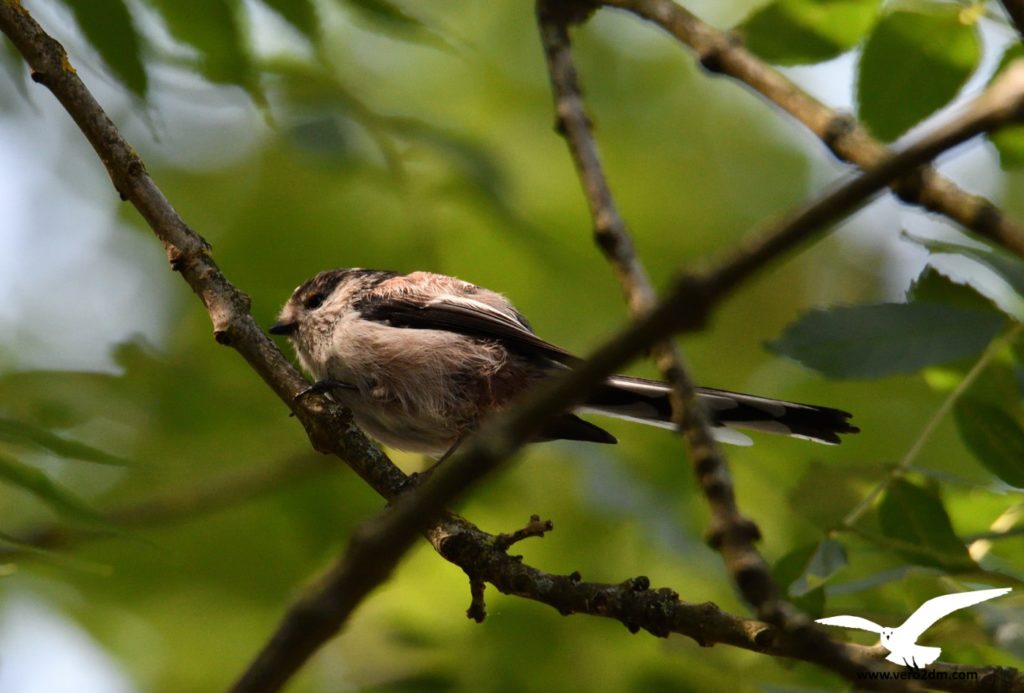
(303, 293, 326, 310)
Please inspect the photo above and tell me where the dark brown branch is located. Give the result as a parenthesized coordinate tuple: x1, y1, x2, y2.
(535, 0, 777, 617)
(466, 575, 487, 623)
(426, 518, 1016, 693)
(604, 0, 1024, 260)
(694, 63, 1024, 306)
(235, 507, 1019, 693)
(493, 514, 553, 551)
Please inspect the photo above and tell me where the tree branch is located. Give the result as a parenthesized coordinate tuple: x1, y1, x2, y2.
(604, 0, 1024, 260)
(694, 63, 1024, 305)
(3, 2, 1023, 692)
(535, 0, 778, 617)
(428, 517, 1020, 693)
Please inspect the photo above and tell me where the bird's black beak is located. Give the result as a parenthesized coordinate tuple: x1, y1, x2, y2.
(269, 321, 298, 336)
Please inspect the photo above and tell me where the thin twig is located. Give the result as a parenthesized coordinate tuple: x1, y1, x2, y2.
(493, 514, 553, 551)
(842, 324, 1024, 529)
(604, 0, 1024, 261)
(536, 0, 777, 617)
(466, 576, 487, 622)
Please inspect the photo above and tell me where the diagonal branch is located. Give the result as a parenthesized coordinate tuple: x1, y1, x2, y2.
(604, 0, 1024, 260)
(692, 65, 1024, 306)
(3, 2, 1024, 692)
(429, 518, 1017, 693)
(535, 0, 777, 617)
(229, 47, 1024, 693)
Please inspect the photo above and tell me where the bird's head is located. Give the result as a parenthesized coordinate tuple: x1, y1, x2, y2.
(269, 268, 399, 372)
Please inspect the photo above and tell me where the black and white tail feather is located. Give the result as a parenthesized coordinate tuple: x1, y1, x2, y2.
(271, 268, 858, 457)
(584, 375, 858, 446)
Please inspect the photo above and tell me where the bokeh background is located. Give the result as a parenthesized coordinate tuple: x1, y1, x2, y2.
(1, 1, 1023, 691)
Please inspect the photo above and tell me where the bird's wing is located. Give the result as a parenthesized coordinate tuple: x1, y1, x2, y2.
(356, 293, 580, 365)
(899, 588, 1012, 641)
(815, 615, 884, 633)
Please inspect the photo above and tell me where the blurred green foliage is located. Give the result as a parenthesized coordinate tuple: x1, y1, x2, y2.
(2, 0, 1024, 691)
(857, 4, 981, 141)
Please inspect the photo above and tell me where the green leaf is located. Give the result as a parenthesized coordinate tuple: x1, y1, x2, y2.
(953, 357, 1022, 414)
(766, 302, 1004, 378)
(790, 538, 848, 597)
(287, 117, 356, 160)
(739, 0, 880, 66)
(0, 417, 130, 466)
(60, 0, 148, 97)
(338, 0, 447, 49)
(989, 44, 1024, 168)
(773, 544, 826, 617)
(342, 0, 426, 32)
(790, 460, 872, 525)
(260, 0, 319, 42)
(857, 7, 980, 141)
(0, 451, 103, 523)
(954, 400, 1024, 487)
(148, 0, 260, 99)
(903, 232, 1024, 302)
(386, 116, 514, 218)
(907, 267, 1000, 313)
(0, 529, 112, 574)
(877, 477, 973, 570)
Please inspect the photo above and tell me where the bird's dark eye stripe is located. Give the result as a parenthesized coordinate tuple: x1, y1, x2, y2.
(303, 293, 326, 310)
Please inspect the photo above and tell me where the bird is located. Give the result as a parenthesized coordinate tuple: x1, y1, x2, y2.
(269, 268, 859, 458)
(816, 587, 1012, 668)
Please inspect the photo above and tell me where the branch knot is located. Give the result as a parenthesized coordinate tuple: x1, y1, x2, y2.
(494, 515, 554, 551)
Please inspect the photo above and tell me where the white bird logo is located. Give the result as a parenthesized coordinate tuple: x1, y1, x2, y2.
(816, 587, 1011, 668)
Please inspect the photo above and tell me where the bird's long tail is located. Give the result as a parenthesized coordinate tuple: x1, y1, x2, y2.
(579, 375, 859, 446)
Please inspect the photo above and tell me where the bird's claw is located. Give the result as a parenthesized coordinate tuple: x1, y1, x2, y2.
(294, 379, 357, 402)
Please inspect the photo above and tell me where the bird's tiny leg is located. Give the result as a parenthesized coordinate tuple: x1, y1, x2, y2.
(400, 436, 467, 491)
(391, 437, 469, 498)
(434, 435, 467, 466)
(293, 379, 358, 402)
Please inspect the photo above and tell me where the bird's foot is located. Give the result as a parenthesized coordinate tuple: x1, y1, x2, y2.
(391, 440, 463, 498)
(434, 437, 466, 465)
(293, 379, 357, 403)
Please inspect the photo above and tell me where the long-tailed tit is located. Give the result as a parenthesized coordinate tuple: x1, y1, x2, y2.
(270, 269, 858, 457)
